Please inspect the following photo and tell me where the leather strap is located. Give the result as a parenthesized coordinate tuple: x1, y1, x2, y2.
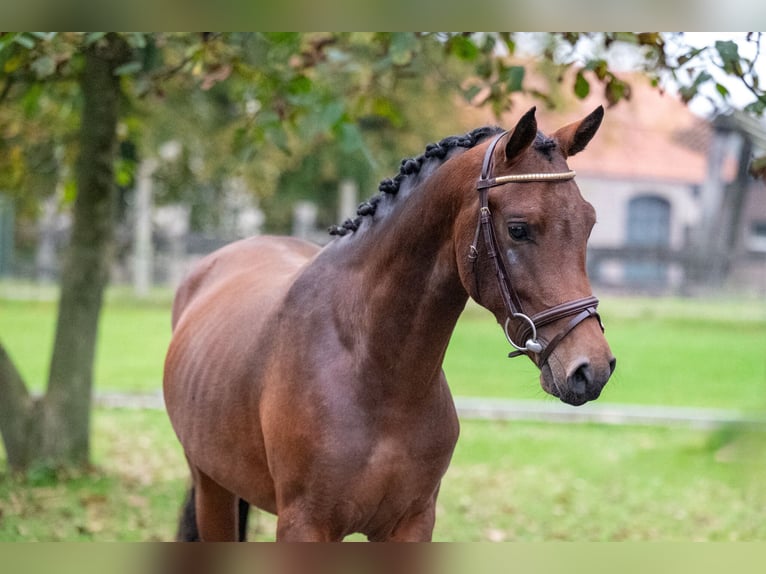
(538, 307, 599, 365)
(470, 131, 603, 365)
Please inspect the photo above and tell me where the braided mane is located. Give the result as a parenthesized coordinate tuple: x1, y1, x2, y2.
(329, 126, 504, 236)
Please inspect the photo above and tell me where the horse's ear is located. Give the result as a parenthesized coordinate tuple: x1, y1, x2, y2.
(504, 107, 538, 162)
(553, 105, 604, 158)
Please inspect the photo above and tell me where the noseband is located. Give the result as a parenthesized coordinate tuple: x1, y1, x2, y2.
(469, 131, 604, 366)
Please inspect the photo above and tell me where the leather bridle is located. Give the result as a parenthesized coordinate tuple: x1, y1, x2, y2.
(468, 131, 604, 366)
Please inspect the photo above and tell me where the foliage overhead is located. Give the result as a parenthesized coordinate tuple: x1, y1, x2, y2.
(1, 32, 764, 228)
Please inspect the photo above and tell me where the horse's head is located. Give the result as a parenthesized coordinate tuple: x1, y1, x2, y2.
(456, 106, 615, 406)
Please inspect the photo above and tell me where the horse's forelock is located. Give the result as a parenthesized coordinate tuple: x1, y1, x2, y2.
(533, 133, 558, 160)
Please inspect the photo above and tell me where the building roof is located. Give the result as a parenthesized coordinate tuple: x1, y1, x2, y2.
(462, 70, 734, 185)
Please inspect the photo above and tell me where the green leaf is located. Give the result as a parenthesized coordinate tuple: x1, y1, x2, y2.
(115, 160, 134, 187)
(62, 179, 78, 205)
(370, 96, 404, 127)
(500, 33, 516, 56)
(613, 32, 639, 44)
(744, 96, 766, 116)
(336, 121, 365, 155)
(317, 100, 345, 131)
(29, 32, 56, 42)
(678, 85, 697, 103)
(605, 77, 629, 105)
(480, 34, 497, 54)
(678, 70, 712, 103)
(475, 59, 493, 79)
(114, 61, 143, 76)
(692, 70, 713, 88)
(3, 54, 24, 74)
(267, 124, 289, 154)
(501, 65, 525, 93)
(84, 32, 107, 45)
(21, 82, 43, 116)
(389, 33, 417, 66)
(463, 84, 483, 103)
(128, 33, 147, 49)
(677, 47, 705, 66)
(585, 59, 608, 80)
(12, 34, 35, 50)
(447, 36, 479, 61)
(574, 71, 590, 99)
(715, 82, 730, 98)
(636, 32, 661, 46)
(287, 74, 312, 95)
(715, 40, 742, 75)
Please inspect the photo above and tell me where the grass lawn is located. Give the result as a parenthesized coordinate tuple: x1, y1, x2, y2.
(445, 297, 766, 410)
(0, 408, 764, 541)
(1, 284, 765, 541)
(0, 285, 174, 393)
(1, 284, 764, 410)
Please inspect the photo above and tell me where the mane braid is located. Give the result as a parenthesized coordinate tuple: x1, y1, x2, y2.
(329, 126, 504, 236)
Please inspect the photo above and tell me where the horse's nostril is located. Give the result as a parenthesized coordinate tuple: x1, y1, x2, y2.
(568, 361, 591, 395)
(609, 357, 617, 375)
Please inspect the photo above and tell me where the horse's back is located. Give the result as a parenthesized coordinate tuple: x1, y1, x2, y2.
(171, 235, 320, 329)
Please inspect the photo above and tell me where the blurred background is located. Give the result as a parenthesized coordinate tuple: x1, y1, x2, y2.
(1, 33, 765, 294)
(0, 32, 764, 542)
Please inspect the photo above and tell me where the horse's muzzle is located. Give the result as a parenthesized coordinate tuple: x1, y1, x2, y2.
(542, 356, 616, 406)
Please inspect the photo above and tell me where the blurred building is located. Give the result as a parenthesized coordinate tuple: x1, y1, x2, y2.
(2, 72, 764, 296)
(479, 74, 766, 295)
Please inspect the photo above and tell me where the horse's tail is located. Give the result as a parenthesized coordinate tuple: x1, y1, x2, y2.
(175, 486, 200, 541)
(175, 486, 251, 541)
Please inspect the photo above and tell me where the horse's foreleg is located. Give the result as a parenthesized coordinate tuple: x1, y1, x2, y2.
(275, 507, 340, 542)
(192, 467, 239, 541)
(382, 495, 438, 542)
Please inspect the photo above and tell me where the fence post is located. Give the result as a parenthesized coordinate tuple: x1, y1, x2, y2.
(338, 179, 358, 223)
(293, 201, 318, 240)
(133, 158, 158, 297)
(0, 195, 13, 277)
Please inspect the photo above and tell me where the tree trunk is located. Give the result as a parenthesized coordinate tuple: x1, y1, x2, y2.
(0, 35, 129, 471)
(0, 343, 34, 470)
(39, 35, 129, 467)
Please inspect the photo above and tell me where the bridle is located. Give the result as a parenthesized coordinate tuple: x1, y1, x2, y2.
(468, 131, 604, 366)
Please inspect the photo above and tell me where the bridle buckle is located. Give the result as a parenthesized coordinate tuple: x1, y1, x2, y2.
(503, 314, 543, 355)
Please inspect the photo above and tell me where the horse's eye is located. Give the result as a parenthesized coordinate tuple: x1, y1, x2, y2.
(508, 224, 530, 241)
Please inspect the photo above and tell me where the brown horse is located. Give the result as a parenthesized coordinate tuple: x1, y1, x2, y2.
(163, 106, 616, 542)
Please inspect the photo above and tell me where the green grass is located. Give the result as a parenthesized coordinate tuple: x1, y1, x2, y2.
(2, 284, 765, 540)
(0, 289, 173, 393)
(1, 409, 764, 541)
(2, 285, 764, 409)
(439, 418, 766, 541)
(445, 298, 766, 410)
(0, 409, 186, 541)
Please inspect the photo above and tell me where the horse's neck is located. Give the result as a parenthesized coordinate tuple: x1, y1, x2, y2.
(328, 173, 471, 391)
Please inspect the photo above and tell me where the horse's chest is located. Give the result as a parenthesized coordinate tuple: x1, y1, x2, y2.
(343, 427, 456, 536)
